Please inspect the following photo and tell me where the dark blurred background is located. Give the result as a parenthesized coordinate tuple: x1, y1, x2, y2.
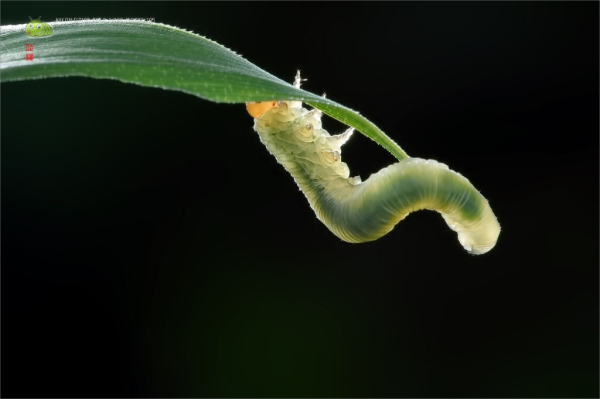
(2, 2, 598, 398)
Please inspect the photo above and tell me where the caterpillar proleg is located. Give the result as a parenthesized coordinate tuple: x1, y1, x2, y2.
(248, 72, 501, 254)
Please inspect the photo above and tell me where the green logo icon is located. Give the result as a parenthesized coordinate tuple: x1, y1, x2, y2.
(25, 17, 53, 38)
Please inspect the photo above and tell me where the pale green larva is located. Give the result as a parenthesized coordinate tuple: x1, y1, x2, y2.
(247, 72, 501, 254)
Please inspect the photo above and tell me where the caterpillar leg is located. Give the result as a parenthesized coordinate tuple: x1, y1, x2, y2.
(293, 70, 307, 88)
(334, 128, 354, 146)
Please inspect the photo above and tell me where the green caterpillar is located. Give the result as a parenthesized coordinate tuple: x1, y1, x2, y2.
(247, 73, 501, 254)
(25, 17, 53, 38)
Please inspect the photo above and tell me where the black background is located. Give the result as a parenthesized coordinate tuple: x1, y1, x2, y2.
(2, 2, 598, 398)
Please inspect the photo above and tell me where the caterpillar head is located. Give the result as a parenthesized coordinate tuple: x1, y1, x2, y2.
(246, 101, 279, 118)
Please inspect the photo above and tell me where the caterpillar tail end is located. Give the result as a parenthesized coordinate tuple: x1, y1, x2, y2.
(452, 210, 501, 255)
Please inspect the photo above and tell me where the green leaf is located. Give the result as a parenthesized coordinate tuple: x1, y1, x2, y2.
(1, 19, 409, 161)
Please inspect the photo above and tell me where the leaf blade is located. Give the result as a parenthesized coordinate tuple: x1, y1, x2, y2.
(1, 20, 409, 160)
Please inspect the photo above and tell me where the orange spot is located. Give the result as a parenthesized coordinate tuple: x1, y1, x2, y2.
(246, 101, 278, 118)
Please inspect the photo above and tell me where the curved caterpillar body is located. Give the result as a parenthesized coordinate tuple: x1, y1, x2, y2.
(25, 18, 53, 38)
(248, 74, 501, 254)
